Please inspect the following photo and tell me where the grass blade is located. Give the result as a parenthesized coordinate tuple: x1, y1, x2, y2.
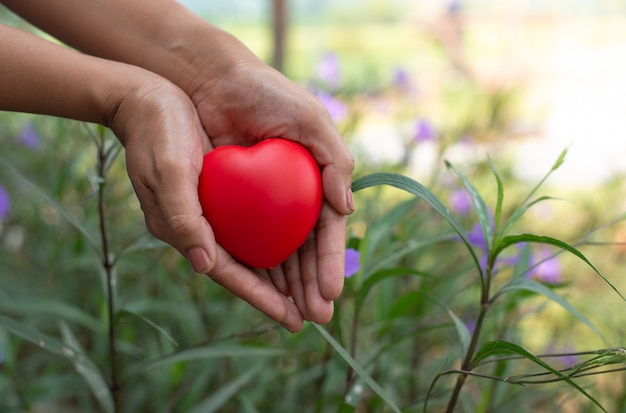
(124, 345, 283, 379)
(0, 155, 99, 251)
(494, 277, 609, 346)
(495, 234, 626, 302)
(446, 161, 494, 250)
(313, 323, 401, 413)
(188, 362, 265, 413)
(59, 323, 114, 413)
(352, 172, 484, 280)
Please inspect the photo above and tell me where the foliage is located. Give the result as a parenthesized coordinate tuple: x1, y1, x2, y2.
(2, 6, 626, 413)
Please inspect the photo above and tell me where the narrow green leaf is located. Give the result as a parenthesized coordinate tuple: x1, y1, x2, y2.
(470, 340, 607, 412)
(517, 148, 568, 212)
(446, 161, 493, 251)
(551, 147, 568, 171)
(488, 156, 505, 238)
(364, 233, 455, 277)
(0, 299, 100, 333)
(355, 268, 434, 311)
(117, 235, 168, 257)
(59, 323, 114, 413)
(103, 141, 123, 175)
(0, 314, 66, 355)
(188, 362, 264, 413)
(313, 324, 401, 413)
(115, 309, 178, 347)
(495, 234, 626, 302)
(352, 173, 484, 280)
(501, 196, 562, 239)
(0, 155, 99, 251)
(124, 345, 283, 378)
(494, 277, 609, 346)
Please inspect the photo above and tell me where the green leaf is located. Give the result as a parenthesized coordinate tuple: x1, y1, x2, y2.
(115, 309, 178, 347)
(446, 161, 493, 251)
(495, 234, 626, 302)
(364, 233, 455, 277)
(352, 172, 484, 280)
(59, 323, 115, 413)
(488, 156, 505, 238)
(494, 277, 609, 346)
(517, 148, 568, 214)
(501, 196, 562, 239)
(188, 362, 265, 413)
(551, 147, 568, 171)
(117, 235, 168, 257)
(0, 155, 99, 252)
(470, 340, 607, 413)
(0, 299, 100, 333)
(313, 324, 401, 413)
(124, 345, 283, 378)
(0, 314, 66, 355)
(355, 268, 434, 311)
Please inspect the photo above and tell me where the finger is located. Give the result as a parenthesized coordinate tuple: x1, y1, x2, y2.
(283, 250, 308, 318)
(208, 247, 304, 333)
(291, 97, 356, 216)
(315, 202, 348, 301)
(268, 261, 290, 296)
(298, 231, 335, 324)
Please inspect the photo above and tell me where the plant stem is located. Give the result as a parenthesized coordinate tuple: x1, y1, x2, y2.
(97, 137, 120, 410)
(445, 261, 494, 412)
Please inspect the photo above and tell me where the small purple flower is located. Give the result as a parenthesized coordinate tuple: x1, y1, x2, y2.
(18, 123, 41, 149)
(316, 52, 341, 89)
(316, 92, 348, 123)
(465, 319, 477, 336)
(392, 67, 412, 92)
(466, 222, 487, 251)
(0, 184, 10, 221)
(449, 189, 472, 216)
(413, 118, 437, 142)
(345, 248, 361, 278)
(527, 247, 561, 284)
(448, 0, 462, 15)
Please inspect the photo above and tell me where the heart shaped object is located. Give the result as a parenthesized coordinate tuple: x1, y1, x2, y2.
(198, 138, 323, 268)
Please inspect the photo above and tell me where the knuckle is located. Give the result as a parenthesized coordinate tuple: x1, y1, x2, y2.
(166, 214, 196, 239)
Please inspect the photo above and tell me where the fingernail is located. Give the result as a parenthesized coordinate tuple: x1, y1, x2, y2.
(346, 188, 355, 212)
(187, 247, 211, 273)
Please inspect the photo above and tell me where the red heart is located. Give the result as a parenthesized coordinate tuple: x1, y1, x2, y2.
(198, 138, 323, 268)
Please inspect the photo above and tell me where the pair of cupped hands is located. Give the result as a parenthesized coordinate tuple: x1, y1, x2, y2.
(114, 46, 355, 334)
(1, 0, 354, 332)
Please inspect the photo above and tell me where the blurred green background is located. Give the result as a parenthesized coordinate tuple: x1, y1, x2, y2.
(2, 1, 626, 412)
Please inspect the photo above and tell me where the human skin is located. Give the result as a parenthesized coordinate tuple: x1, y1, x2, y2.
(0, 0, 355, 332)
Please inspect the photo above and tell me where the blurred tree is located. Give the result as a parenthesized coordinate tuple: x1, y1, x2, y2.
(271, 0, 287, 72)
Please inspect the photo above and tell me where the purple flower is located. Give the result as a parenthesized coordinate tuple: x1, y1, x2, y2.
(0, 184, 10, 221)
(413, 118, 437, 142)
(392, 67, 412, 92)
(527, 247, 561, 284)
(18, 123, 41, 149)
(449, 189, 472, 216)
(465, 319, 477, 336)
(345, 248, 361, 278)
(316, 92, 348, 123)
(466, 222, 487, 251)
(316, 52, 341, 89)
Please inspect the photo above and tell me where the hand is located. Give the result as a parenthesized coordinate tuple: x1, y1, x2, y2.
(187, 56, 356, 327)
(108, 73, 310, 332)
